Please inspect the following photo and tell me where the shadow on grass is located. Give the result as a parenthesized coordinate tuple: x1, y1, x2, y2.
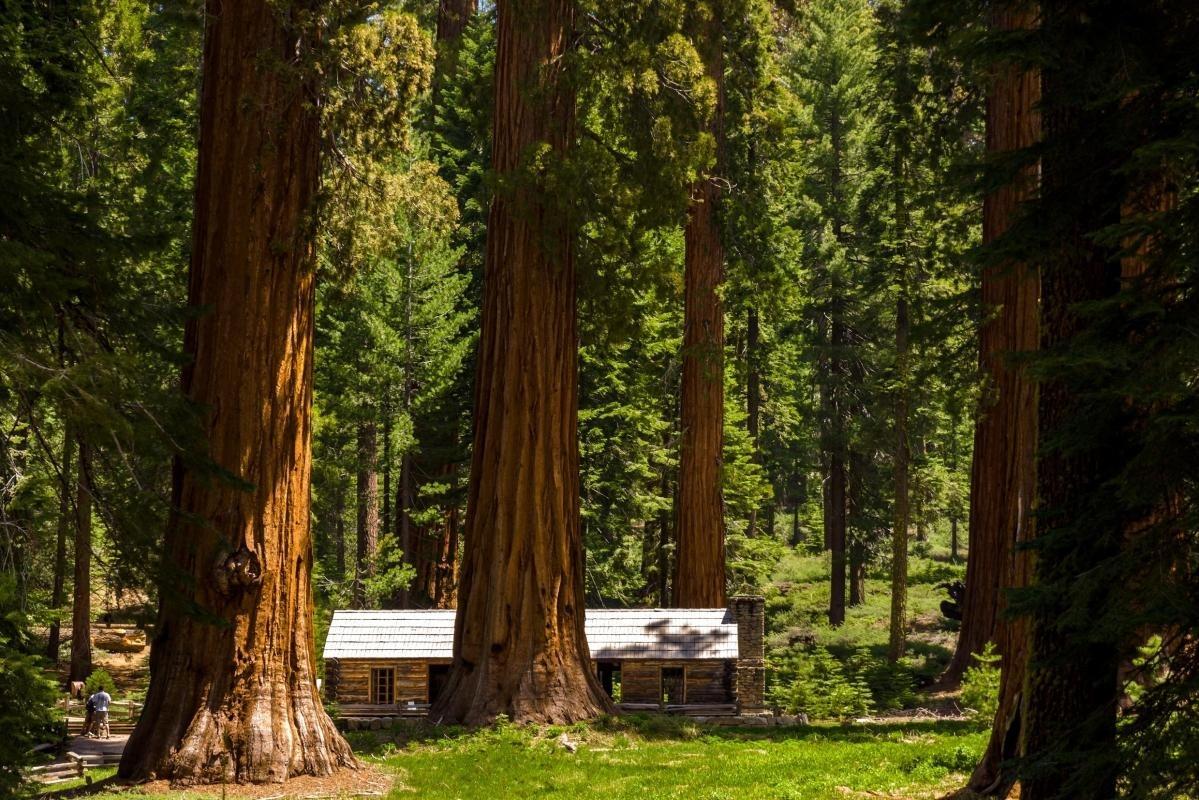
(345, 713, 981, 756)
(39, 773, 124, 799)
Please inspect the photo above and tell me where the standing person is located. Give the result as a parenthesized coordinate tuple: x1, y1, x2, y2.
(82, 692, 95, 738)
(89, 688, 111, 740)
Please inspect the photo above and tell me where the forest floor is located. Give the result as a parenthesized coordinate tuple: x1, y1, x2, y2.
(42, 531, 977, 799)
(40, 716, 986, 800)
(764, 526, 969, 719)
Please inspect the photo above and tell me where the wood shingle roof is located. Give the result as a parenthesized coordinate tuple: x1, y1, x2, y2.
(323, 608, 739, 661)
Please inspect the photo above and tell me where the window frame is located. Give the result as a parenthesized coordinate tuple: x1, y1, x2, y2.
(370, 666, 396, 705)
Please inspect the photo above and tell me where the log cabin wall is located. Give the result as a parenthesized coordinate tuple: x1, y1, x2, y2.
(324, 658, 451, 704)
(618, 659, 735, 705)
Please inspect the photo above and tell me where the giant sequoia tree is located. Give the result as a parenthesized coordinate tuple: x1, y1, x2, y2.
(1019, 5, 1126, 797)
(428, 0, 612, 725)
(957, 2, 1041, 793)
(947, 1, 1039, 694)
(120, 0, 353, 783)
(674, 1, 729, 609)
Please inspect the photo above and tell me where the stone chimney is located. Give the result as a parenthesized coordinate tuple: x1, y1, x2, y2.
(729, 595, 766, 714)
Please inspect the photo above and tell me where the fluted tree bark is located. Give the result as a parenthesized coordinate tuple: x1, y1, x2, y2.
(959, 3, 1041, 794)
(1020, 5, 1125, 797)
(119, 0, 354, 783)
(427, 0, 612, 726)
(673, 4, 728, 610)
(947, 1, 1040, 690)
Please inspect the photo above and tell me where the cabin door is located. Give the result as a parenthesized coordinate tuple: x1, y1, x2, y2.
(596, 661, 621, 700)
(660, 666, 685, 705)
(427, 664, 451, 704)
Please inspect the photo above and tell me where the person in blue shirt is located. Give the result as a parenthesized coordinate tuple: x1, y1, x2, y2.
(87, 689, 112, 739)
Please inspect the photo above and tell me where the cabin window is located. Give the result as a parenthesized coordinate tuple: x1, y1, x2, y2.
(371, 667, 395, 705)
(427, 664, 451, 704)
(660, 667, 685, 705)
(596, 662, 622, 701)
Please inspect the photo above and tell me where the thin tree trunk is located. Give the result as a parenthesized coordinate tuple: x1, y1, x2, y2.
(827, 430, 847, 626)
(823, 99, 850, 621)
(427, 0, 611, 725)
(334, 482, 347, 582)
(948, 1, 1041, 700)
(353, 419, 379, 608)
(47, 429, 73, 663)
(791, 500, 801, 548)
(658, 457, 673, 606)
(886, 29, 914, 664)
(848, 450, 866, 608)
(745, 307, 761, 538)
(382, 395, 391, 538)
(431, 463, 459, 608)
(674, 8, 727, 608)
(68, 440, 92, 684)
(849, 540, 866, 608)
(119, 1, 353, 781)
(396, 450, 415, 607)
(889, 286, 911, 662)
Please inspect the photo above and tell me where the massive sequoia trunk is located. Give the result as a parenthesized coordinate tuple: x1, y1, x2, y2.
(426, 0, 611, 726)
(119, 0, 354, 783)
(1020, 6, 1123, 797)
(947, 1, 1040, 692)
(673, 8, 727, 609)
(961, 3, 1041, 793)
(68, 440, 92, 684)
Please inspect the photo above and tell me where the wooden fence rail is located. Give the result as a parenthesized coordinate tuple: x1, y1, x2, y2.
(28, 752, 123, 785)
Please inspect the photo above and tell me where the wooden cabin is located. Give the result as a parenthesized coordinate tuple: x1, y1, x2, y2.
(322, 596, 765, 715)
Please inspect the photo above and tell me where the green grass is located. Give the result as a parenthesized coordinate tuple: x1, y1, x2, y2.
(765, 524, 967, 714)
(35, 766, 117, 794)
(50, 717, 985, 800)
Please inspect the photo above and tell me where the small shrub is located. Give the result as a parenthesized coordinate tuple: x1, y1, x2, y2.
(0, 579, 59, 797)
(84, 668, 117, 697)
(769, 646, 874, 720)
(960, 642, 1001, 728)
(846, 653, 917, 711)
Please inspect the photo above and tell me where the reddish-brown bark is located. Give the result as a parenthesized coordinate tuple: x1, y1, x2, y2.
(436, 0, 477, 44)
(674, 8, 728, 610)
(119, 0, 353, 783)
(1020, 6, 1123, 796)
(427, 0, 611, 726)
(946, 0, 1040, 687)
(958, 7, 1041, 794)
